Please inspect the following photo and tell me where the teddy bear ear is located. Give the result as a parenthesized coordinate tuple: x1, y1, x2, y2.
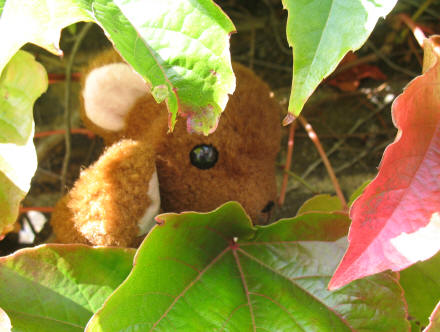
(82, 63, 149, 131)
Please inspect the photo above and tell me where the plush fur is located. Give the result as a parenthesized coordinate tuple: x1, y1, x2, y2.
(51, 49, 281, 247)
(83, 63, 148, 131)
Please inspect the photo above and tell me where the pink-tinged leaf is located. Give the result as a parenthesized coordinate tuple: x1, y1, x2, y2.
(424, 301, 440, 331)
(329, 36, 440, 290)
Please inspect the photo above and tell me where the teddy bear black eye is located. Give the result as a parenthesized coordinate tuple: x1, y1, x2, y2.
(190, 144, 218, 170)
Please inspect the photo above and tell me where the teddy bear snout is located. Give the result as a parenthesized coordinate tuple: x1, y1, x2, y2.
(261, 200, 275, 213)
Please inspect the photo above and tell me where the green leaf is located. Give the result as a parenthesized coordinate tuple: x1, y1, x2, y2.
(0, 172, 26, 235)
(425, 302, 440, 332)
(282, 0, 397, 119)
(0, 0, 235, 135)
(0, 244, 135, 332)
(0, 50, 47, 234)
(66, 23, 78, 35)
(0, 0, 5, 17)
(0, 0, 91, 73)
(348, 179, 370, 207)
(400, 251, 440, 329)
(296, 194, 343, 215)
(109, 0, 236, 134)
(0, 51, 47, 144)
(87, 202, 409, 331)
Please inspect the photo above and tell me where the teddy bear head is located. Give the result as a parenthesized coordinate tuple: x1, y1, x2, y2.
(51, 49, 281, 246)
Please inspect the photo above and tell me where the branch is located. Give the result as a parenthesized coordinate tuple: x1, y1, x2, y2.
(60, 22, 93, 193)
(298, 116, 347, 210)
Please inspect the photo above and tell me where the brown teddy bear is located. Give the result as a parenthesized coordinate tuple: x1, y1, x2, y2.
(50, 49, 281, 247)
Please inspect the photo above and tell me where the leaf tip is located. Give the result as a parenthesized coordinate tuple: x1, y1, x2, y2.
(183, 105, 220, 135)
(151, 84, 169, 104)
(327, 278, 342, 291)
(155, 217, 165, 226)
(282, 113, 296, 126)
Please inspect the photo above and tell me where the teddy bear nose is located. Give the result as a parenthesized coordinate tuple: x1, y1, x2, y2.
(261, 200, 275, 213)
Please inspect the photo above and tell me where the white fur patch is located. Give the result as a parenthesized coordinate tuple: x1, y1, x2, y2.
(83, 63, 149, 131)
(137, 170, 161, 235)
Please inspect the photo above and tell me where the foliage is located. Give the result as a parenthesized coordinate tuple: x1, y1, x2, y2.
(0, 51, 46, 235)
(400, 251, 440, 329)
(281, 0, 397, 121)
(296, 194, 343, 214)
(0, 245, 134, 331)
(0, 0, 235, 135)
(329, 36, 440, 290)
(0, 0, 235, 233)
(2, 203, 409, 331)
(425, 302, 440, 332)
(0, 0, 440, 331)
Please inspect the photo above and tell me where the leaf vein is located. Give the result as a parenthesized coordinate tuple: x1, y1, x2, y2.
(237, 248, 354, 331)
(232, 249, 255, 331)
(149, 246, 230, 331)
(5, 308, 84, 329)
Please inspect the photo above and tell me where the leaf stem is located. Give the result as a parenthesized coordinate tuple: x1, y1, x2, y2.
(278, 121, 297, 206)
(366, 40, 418, 77)
(34, 128, 95, 139)
(399, 0, 434, 41)
(19, 207, 54, 213)
(398, 14, 427, 48)
(298, 116, 347, 210)
(277, 164, 318, 194)
(60, 22, 93, 194)
(302, 100, 391, 179)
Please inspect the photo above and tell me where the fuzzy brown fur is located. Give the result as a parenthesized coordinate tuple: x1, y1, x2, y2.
(51, 49, 281, 247)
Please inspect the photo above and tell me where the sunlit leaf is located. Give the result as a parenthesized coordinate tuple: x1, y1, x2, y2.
(282, 0, 397, 121)
(87, 202, 409, 331)
(347, 179, 370, 207)
(0, 0, 5, 17)
(330, 36, 440, 289)
(0, 51, 47, 144)
(0, 244, 135, 332)
(296, 194, 343, 215)
(0, 50, 47, 234)
(0, 0, 91, 72)
(0, 0, 235, 134)
(424, 302, 440, 332)
(400, 252, 440, 329)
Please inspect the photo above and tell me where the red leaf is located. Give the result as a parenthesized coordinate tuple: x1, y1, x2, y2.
(329, 36, 440, 290)
(327, 52, 386, 92)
